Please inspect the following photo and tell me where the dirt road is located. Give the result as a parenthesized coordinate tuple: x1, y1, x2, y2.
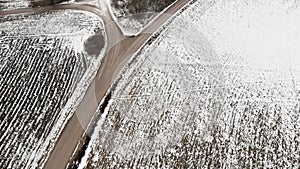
(1, 0, 191, 168)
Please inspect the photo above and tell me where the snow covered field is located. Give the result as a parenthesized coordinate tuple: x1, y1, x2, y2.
(0, 0, 29, 10)
(79, 0, 300, 168)
(0, 10, 106, 168)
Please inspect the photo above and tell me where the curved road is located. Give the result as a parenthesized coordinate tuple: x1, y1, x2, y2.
(1, 0, 190, 168)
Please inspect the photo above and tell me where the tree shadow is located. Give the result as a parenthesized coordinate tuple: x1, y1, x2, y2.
(29, 0, 70, 7)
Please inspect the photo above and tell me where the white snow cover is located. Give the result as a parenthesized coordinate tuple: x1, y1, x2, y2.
(0, 10, 107, 168)
(79, 0, 300, 168)
(0, 0, 29, 10)
(32, 11, 107, 169)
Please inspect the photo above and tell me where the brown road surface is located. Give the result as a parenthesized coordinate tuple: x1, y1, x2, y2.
(1, 0, 191, 168)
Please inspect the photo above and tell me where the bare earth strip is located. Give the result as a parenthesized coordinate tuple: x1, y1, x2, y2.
(43, 1, 189, 169)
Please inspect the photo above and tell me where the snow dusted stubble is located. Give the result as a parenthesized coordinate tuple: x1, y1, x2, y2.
(79, 1, 225, 168)
(0, 10, 106, 168)
(79, 0, 300, 168)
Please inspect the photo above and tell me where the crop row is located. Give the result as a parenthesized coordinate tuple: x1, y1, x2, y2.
(0, 8, 105, 168)
(0, 36, 86, 168)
